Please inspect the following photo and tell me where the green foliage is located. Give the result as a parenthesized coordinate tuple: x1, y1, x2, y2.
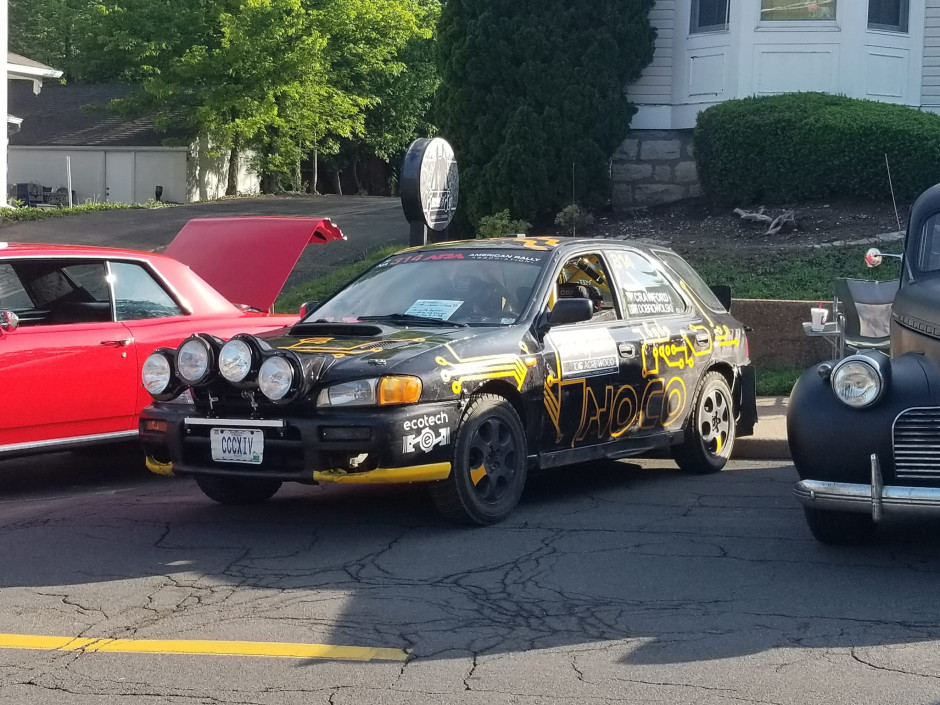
(476, 210, 532, 239)
(694, 93, 940, 205)
(435, 0, 656, 232)
(0, 200, 168, 223)
(554, 204, 595, 236)
(685, 243, 903, 301)
(756, 368, 802, 396)
(275, 245, 404, 313)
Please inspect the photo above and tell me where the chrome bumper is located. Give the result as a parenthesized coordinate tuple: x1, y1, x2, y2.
(794, 454, 940, 520)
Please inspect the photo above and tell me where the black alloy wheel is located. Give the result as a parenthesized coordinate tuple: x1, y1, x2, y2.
(430, 393, 527, 525)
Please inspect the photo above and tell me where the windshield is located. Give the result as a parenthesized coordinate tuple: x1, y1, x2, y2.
(307, 248, 549, 326)
(913, 212, 940, 276)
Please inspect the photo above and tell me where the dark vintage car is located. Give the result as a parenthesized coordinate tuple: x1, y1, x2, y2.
(788, 182, 940, 544)
(139, 236, 757, 524)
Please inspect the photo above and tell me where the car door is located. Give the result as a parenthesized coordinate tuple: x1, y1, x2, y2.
(538, 250, 644, 453)
(605, 247, 704, 442)
(0, 259, 138, 452)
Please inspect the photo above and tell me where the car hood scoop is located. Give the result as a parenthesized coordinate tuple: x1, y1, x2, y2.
(289, 322, 384, 337)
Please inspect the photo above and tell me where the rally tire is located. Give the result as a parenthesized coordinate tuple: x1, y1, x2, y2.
(429, 393, 527, 525)
(803, 507, 876, 545)
(672, 371, 735, 474)
(195, 476, 282, 505)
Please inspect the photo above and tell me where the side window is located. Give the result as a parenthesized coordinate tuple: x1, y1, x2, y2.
(110, 261, 183, 320)
(760, 0, 836, 21)
(553, 253, 618, 322)
(0, 264, 33, 310)
(691, 0, 729, 33)
(607, 250, 687, 320)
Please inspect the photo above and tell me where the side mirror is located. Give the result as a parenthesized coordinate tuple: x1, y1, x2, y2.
(709, 284, 732, 311)
(864, 247, 902, 268)
(0, 310, 19, 331)
(545, 298, 593, 327)
(298, 301, 319, 319)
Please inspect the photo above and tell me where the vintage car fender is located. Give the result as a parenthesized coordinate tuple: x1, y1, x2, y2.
(787, 351, 939, 484)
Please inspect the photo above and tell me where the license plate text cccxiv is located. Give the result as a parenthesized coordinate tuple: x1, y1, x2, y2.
(210, 428, 264, 464)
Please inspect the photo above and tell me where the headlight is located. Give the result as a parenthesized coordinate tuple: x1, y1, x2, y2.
(317, 376, 422, 407)
(142, 352, 172, 395)
(258, 355, 295, 400)
(831, 358, 883, 408)
(177, 337, 212, 385)
(219, 338, 253, 383)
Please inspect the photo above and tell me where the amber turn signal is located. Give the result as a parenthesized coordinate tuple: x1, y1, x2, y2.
(378, 376, 422, 405)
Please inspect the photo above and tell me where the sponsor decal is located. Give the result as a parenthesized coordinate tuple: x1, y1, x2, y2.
(402, 412, 451, 453)
(545, 328, 618, 379)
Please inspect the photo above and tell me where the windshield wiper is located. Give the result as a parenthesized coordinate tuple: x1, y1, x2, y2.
(357, 313, 467, 327)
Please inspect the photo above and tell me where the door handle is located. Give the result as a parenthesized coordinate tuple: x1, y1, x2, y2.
(694, 332, 710, 347)
(100, 338, 134, 347)
(618, 342, 636, 358)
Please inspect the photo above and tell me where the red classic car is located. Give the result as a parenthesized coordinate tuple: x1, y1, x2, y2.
(0, 216, 344, 457)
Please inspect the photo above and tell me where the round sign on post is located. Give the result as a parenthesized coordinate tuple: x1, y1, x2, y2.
(401, 137, 459, 245)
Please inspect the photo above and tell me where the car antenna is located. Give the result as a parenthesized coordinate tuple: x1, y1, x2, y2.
(885, 154, 903, 233)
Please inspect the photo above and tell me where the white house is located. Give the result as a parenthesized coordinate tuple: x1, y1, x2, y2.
(615, 0, 934, 209)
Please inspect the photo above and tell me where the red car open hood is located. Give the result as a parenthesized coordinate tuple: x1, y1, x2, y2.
(164, 216, 345, 312)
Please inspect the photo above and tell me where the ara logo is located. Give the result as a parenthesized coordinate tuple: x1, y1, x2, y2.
(403, 426, 450, 454)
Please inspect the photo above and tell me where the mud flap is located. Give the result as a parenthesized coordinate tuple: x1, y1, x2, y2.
(735, 365, 758, 437)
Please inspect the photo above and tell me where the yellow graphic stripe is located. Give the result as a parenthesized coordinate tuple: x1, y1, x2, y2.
(437, 345, 528, 393)
(314, 462, 451, 484)
(0, 633, 409, 662)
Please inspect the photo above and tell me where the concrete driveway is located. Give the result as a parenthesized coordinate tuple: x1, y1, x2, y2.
(0, 195, 413, 291)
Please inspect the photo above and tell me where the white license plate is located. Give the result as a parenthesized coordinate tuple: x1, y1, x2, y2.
(210, 428, 264, 464)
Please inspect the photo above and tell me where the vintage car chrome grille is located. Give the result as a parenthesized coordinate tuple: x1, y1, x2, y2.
(893, 407, 940, 480)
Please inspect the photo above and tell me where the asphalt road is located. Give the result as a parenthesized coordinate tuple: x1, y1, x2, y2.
(1, 453, 939, 704)
(0, 195, 413, 292)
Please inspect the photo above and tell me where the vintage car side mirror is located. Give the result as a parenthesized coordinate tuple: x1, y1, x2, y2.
(0, 310, 19, 331)
(864, 247, 902, 268)
(546, 298, 593, 327)
(298, 301, 319, 318)
(710, 284, 732, 311)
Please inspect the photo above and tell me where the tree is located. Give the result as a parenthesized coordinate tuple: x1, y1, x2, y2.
(435, 0, 656, 231)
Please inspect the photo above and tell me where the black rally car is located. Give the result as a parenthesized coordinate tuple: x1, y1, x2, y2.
(139, 236, 757, 524)
(789, 183, 940, 544)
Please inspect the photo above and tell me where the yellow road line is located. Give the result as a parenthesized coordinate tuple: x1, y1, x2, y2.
(0, 633, 409, 661)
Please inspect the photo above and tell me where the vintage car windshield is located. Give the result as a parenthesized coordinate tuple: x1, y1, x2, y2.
(912, 212, 940, 277)
(307, 248, 549, 326)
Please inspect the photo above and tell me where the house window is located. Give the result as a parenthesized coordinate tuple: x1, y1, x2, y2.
(691, 0, 729, 33)
(868, 0, 908, 32)
(760, 0, 837, 21)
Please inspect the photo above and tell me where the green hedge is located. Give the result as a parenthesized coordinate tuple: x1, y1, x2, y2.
(694, 93, 940, 205)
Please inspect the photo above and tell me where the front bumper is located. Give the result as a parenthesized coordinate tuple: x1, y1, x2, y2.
(794, 453, 940, 520)
(140, 400, 461, 485)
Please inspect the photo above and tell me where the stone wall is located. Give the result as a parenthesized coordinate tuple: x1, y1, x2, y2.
(732, 298, 840, 370)
(611, 129, 701, 211)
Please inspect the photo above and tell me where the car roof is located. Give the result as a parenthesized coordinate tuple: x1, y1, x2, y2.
(411, 235, 661, 257)
(0, 241, 169, 259)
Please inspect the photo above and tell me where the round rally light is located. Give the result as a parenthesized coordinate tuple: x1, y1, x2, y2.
(831, 358, 883, 408)
(219, 338, 253, 383)
(142, 352, 172, 395)
(177, 337, 212, 385)
(258, 355, 295, 400)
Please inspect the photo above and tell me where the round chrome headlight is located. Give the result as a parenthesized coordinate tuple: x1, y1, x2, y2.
(258, 355, 294, 400)
(142, 352, 172, 395)
(177, 337, 212, 385)
(219, 339, 253, 383)
(831, 358, 883, 408)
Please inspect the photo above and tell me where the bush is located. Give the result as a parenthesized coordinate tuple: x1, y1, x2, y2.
(694, 92, 940, 205)
(554, 204, 595, 236)
(476, 210, 532, 239)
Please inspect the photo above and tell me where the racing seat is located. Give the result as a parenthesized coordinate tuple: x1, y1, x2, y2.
(833, 277, 899, 355)
(557, 282, 603, 312)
